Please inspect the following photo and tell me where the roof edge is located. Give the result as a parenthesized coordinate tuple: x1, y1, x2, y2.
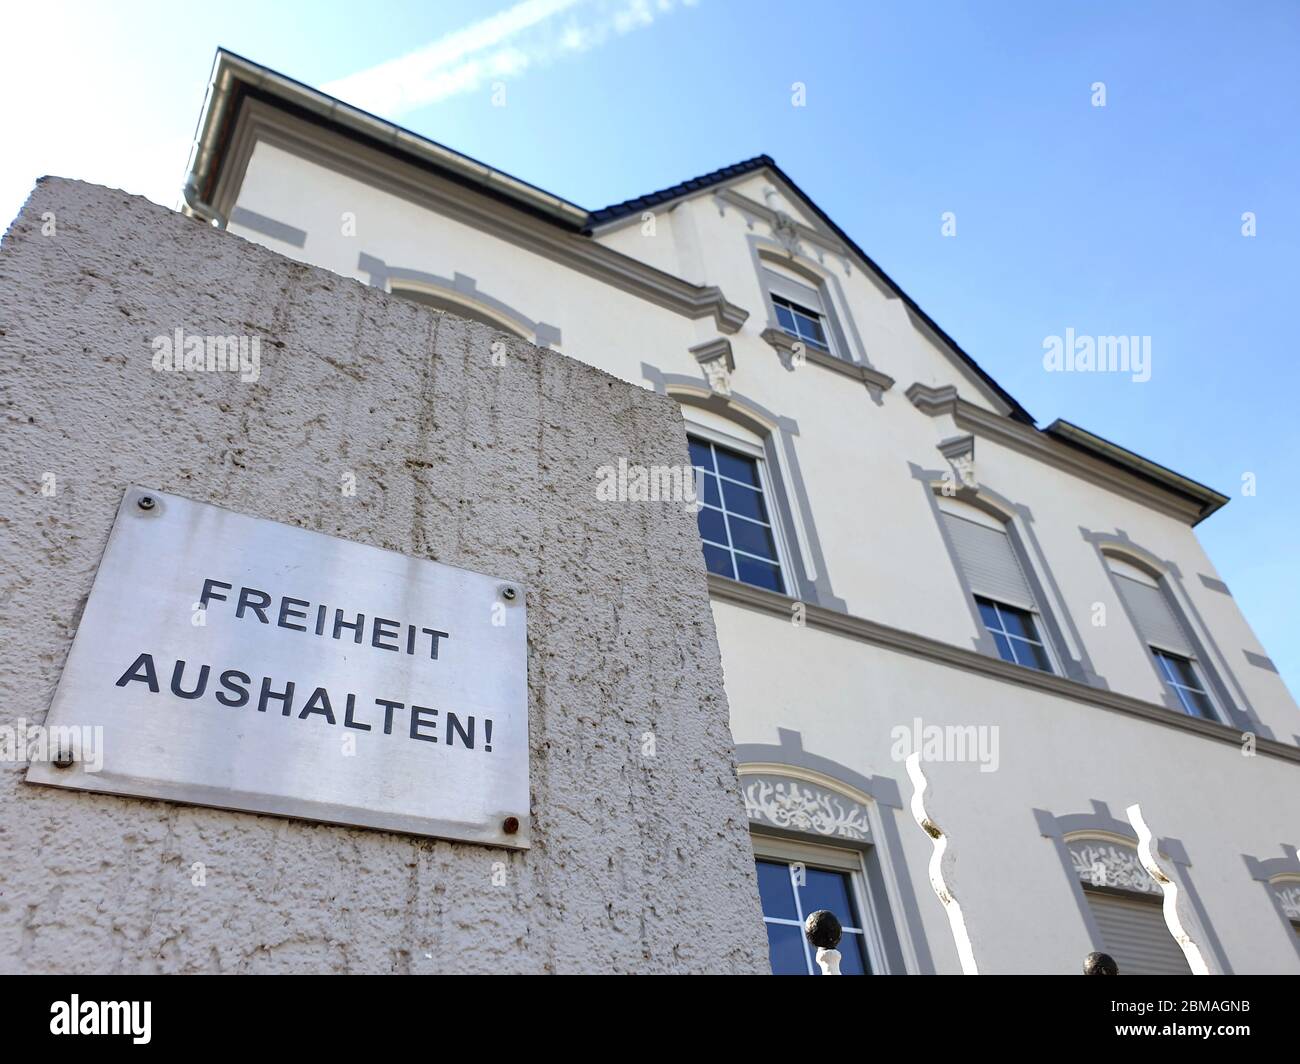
(1044, 419, 1229, 524)
(186, 48, 589, 229)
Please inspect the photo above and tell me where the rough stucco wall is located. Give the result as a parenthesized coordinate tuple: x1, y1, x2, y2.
(0, 178, 768, 974)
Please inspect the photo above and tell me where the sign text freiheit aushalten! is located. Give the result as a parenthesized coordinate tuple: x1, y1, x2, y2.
(113, 577, 495, 752)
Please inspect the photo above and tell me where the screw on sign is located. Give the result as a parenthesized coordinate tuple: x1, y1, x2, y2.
(804, 909, 843, 975)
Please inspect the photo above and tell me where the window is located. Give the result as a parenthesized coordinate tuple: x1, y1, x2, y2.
(1107, 558, 1221, 722)
(1083, 889, 1194, 975)
(756, 858, 871, 975)
(772, 294, 830, 352)
(688, 435, 785, 593)
(976, 596, 1052, 672)
(1152, 649, 1215, 719)
(938, 499, 1055, 674)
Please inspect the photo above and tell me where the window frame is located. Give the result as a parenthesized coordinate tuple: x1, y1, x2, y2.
(684, 420, 795, 596)
(750, 833, 893, 975)
(760, 261, 846, 362)
(1102, 551, 1228, 725)
(1150, 647, 1218, 720)
(974, 595, 1056, 674)
(771, 292, 832, 353)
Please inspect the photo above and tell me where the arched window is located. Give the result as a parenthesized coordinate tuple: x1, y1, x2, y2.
(936, 495, 1056, 673)
(687, 415, 790, 594)
(1103, 552, 1220, 721)
(1067, 834, 1193, 975)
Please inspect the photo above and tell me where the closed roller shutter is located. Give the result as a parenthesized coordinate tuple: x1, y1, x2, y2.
(1085, 890, 1193, 975)
(1113, 574, 1192, 655)
(941, 512, 1035, 609)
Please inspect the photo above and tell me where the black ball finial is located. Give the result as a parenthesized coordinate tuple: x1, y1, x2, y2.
(1083, 951, 1119, 975)
(804, 909, 842, 950)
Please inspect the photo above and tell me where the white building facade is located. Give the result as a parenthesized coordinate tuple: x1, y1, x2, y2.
(181, 50, 1300, 975)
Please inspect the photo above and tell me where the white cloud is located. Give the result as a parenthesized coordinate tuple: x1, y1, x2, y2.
(321, 0, 693, 117)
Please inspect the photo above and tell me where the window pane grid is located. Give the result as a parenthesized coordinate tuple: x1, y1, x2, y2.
(772, 294, 830, 351)
(1152, 649, 1213, 719)
(756, 859, 870, 976)
(975, 596, 1051, 673)
(689, 436, 785, 594)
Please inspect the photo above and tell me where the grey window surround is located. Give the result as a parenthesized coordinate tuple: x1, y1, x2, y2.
(914, 467, 1104, 687)
(735, 728, 929, 975)
(357, 253, 561, 347)
(641, 362, 846, 612)
(1035, 802, 1233, 975)
(1243, 847, 1300, 963)
(745, 236, 892, 402)
(1082, 528, 1267, 738)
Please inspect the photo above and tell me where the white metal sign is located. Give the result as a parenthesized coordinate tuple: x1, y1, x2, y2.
(27, 487, 531, 848)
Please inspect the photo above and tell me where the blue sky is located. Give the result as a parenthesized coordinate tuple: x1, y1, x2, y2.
(3, 1, 1297, 697)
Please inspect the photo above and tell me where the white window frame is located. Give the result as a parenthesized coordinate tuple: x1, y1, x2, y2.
(974, 594, 1059, 675)
(1150, 646, 1220, 722)
(684, 419, 795, 597)
(750, 833, 893, 975)
(761, 262, 843, 361)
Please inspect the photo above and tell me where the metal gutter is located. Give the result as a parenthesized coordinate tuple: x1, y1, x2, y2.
(1044, 419, 1229, 524)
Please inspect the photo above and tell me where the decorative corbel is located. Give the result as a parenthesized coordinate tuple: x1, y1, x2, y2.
(938, 434, 977, 490)
(690, 337, 735, 397)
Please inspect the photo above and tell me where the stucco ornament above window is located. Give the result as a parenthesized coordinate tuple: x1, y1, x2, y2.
(1067, 839, 1161, 896)
(1274, 881, 1300, 921)
(938, 434, 977, 490)
(742, 774, 870, 841)
(690, 338, 736, 397)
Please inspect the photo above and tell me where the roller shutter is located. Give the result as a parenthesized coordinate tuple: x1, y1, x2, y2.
(1113, 574, 1192, 655)
(1085, 890, 1193, 975)
(941, 512, 1035, 610)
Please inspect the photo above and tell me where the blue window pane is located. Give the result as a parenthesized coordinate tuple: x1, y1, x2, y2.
(834, 933, 870, 975)
(795, 312, 829, 349)
(976, 599, 1001, 629)
(1154, 651, 1178, 683)
(756, 860, 797, 919)
(991, 632, 1015, 663)
(766, 922, 809, 975)
(697, 505, 727, 546)
(799, 868, 858, 928)
(698, 472, 721, 507)
(687, 438, 714, 472)
(722, 479, 769, 522)
(727, 514, 779, 560)
(775, 303, 797, 333)
(1176, 686, 1215, 719)
(1165, 653, 1199, 689)
(997, 607, 1033, 639)
(736, 554, 784, 593)
(1011, 637, 1051, 672)
(701, 543, 734, 580)
(714, 448, 761, 487)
